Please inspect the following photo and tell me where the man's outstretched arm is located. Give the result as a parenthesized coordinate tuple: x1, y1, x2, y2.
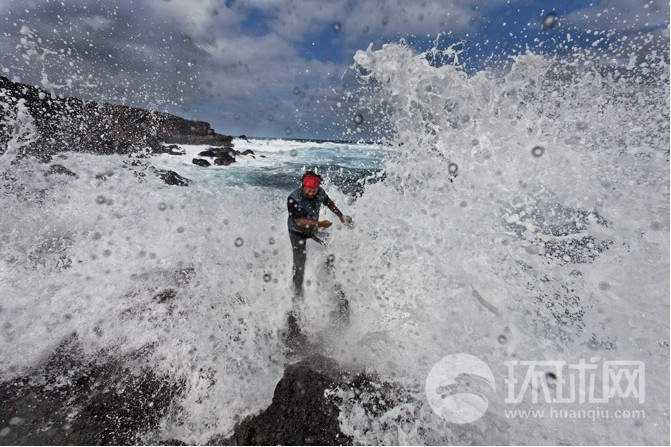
(325, 199, 352, 224)
(294, 217, 332, 228)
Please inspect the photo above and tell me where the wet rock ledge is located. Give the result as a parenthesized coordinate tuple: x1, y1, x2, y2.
(0, 336, 182, 445)
(0, 75, 233, 162)
(0, 76, 256, 186)
(212, 355, 353, 446)
(0, 335, 409, 446)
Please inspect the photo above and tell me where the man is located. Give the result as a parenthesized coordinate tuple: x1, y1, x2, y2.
(287, 171, 352, 295)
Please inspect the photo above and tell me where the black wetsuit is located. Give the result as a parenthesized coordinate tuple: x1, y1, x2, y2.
(287, 186, 329, 289)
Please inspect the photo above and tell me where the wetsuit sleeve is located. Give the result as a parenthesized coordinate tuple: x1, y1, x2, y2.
(318, 188, 330, 205)
(288, 196, 303, 219)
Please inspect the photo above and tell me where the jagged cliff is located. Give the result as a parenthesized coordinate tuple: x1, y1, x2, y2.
(0, 76, 232, 162)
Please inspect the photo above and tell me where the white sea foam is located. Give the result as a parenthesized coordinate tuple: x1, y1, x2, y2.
(232, 137, 385, 153)
(321, 41, 670, 444)
(0, 38, 668, 445)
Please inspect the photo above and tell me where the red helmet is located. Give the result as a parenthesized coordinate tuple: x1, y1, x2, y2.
(302, 172, 321, 189)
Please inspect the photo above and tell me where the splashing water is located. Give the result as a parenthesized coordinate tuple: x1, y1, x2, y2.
(0, 36, 668, 446)
(322, 40, 669, 443)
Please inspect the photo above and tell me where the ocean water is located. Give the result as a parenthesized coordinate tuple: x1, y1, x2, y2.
(1, 40, 669, 445)
(151, 138, 387, 194)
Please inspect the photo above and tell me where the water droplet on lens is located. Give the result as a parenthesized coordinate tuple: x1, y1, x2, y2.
(598, 281, 611, 290)
(293, 86, 301, 95)
(525, 245, 540, 255)
(362, 25, 370, 33)
(263, 273, 272, 282)
(102, 249, 112, 257)
(327, 254, 335, 263)
(531, 145, 545, 157)
(289, 149, 298, 156)
(234, 237, 244, 247)
(501, 40, 510, 49)
(448, 163, 458, 174)
(8, 417, 23, 426)
(91, 231, 102, 240)
(268, 237, 275, 245)
(234, 113, 240, 120)
(460, 201, 467, 207)
(542, 11, 558, 29)
(96, 195, 106, 204)
(177, 226, 185, 233)
(545, 371, 557, 387)
(285, 127, 292, 135)
(158, 202, 167, 211)
(353, 113, 364, 125)
(588, 339, 600, 350)
(332, 22, 342, 32)
(382, 17, 388, 26)
(497, 334, 507, 344)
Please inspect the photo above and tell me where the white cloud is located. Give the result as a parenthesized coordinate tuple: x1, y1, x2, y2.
(2, 0, 666, 138)
(80, 15, 115, 32)
(232, 0, 509, 44)
(144, 0, 241, 39)
(564, 0, 669, 32)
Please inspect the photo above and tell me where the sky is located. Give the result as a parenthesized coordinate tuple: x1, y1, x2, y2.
(1, 0, 669, 140)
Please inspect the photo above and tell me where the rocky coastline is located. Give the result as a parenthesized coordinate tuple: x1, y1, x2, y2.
(0, 76, 394, 445)
(0, 76, 255, 186)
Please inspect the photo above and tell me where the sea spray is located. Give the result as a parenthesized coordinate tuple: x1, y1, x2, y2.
(0, 153, 299, 442)
(322, 39, 669, 444)
(0, 36, 668, 447)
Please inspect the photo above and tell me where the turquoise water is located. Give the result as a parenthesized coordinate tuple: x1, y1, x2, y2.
(151, 138, 388, 196)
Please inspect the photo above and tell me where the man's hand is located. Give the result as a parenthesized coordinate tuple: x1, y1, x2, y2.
(339, 215, 353, 225)
(319, 220, 333, 228)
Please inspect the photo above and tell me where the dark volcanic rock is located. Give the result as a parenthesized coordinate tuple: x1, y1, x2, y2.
(215, 355, 352, 446)
(198, 149, 221, 157)
(192, 158, 211, 167)
(0, 76, 232, 161)
(213, 157, 235, 166)
(198, 144, 259, 166)
(153, 144, 186, 155)
(153, 288, 177, 304)
(120, 160, 191, 186)
(0, 335, 183, 445)
(198, 146, 238, 159)
(156, 169, 191, 186)
(44, 164, 77, 177)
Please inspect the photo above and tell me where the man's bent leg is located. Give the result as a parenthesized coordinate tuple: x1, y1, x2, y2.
(289, 231, 308, 293)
